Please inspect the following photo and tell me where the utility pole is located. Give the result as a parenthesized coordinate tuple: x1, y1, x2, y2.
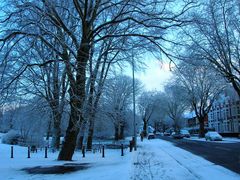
(132, 52, 137, 151)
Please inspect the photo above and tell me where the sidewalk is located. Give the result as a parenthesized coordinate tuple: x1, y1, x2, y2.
(131, 139, 240, 180)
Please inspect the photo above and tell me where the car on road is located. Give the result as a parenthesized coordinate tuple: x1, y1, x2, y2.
(205, 131, 222, 141)
(180, 129, 190, 138)
(155, 132, 163, 138)
(148, 133, 155, 140)
(171, 132, 184, 139)
(164, 132, 171, 136)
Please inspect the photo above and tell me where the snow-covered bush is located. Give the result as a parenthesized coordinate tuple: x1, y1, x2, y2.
(2, 130, 23, 145)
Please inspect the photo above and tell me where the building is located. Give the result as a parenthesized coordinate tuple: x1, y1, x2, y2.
(208, 90, 240, 133)
(187, 116, 208, 128)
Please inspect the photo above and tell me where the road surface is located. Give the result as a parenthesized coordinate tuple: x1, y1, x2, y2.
(158, 136, 240, 174)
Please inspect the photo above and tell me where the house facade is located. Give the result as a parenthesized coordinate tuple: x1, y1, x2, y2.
(208, 90, 240, 133)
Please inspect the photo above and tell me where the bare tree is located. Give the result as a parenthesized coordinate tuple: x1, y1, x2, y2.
(138, 91, 158, 137)
(173, 60, 226, 137)
(183, 0, 240, 96)
(162, 85, 188, 132)
(103, 75, 141, 140)
(0, 0, 196, 160)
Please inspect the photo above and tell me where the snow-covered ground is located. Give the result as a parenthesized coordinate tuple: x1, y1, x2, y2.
(186, 136, 240, 143)
(0, 137, 239, 180)
(133, 139, 240, 180)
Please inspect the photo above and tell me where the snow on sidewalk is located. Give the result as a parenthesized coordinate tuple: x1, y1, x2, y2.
(131, 139, 240, 180)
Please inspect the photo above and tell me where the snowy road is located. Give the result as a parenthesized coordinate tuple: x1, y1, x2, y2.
(158, 136, 240, 174)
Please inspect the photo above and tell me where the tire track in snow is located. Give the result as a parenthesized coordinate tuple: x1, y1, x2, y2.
(158, 146, 201, 180)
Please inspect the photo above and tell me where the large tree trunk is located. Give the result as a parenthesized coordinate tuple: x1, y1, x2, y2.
(199, 117, 205, 138)
(58, 22, 91, 161)
(58, 109, 80, 160)
(143, 120, 147, 137)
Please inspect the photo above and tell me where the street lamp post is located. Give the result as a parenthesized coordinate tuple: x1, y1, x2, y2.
(132, 52, 137, 151)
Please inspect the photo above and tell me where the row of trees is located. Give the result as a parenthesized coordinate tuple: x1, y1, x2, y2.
(139, 0, 240, 137)
(0, 0, 196, 161)
(0, 74, 139, 146)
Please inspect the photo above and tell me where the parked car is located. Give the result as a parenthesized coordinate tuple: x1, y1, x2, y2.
(155, 132, 162, 138)
(148, 133, 155, 140)
(205, 131, 222, 141)
(171, 132, 184, 139)
(180, 130, 190, 138)
(164, 132, 171, 136)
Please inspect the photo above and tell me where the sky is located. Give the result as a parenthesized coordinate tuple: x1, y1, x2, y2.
(135, 58, 172, 91)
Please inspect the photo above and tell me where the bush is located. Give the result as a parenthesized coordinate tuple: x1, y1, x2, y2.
(2, 130, 23, 145)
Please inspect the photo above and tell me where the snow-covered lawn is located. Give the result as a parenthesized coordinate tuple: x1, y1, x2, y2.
(186, 136, 240, 143)
(0, 143, 132, 180)
(0, 138, 239, 180)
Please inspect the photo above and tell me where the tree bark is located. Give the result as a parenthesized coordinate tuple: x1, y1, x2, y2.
(199, 117, 205, 138)
(119, 123, 124, 139)
(58, 32, 90, 160)
(57, 109, 79, 160)
(52, 114, 61, 150)
(143, 120, 147, 137)
(46, 117, 52, 141)
(87, 125, 94, 150)
(77, 136, 84, 150)
(77, 122, 85, 150)
(114, 125, 119, 141)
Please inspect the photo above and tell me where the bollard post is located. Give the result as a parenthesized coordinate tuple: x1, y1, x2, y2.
(141, 133, 143, 142)
(28, 146, 30, 158)
(45, 146, 48, 158)
(82, 146, 85, 158)
(11, 146, 13, 158)
(132, 137, 135, 148)
(121, 144, 124, 156)
(129, 141, 132, 152)
(102, 145, 105, 158)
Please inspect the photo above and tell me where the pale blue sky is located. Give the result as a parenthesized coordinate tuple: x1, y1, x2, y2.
(135, 58, 172, 91)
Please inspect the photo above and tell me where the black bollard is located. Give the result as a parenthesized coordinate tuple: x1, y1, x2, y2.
(44, 147, 48, 158)
(129, 141, 133, 152)
(141, 133, 143, 142)
(102, 145, 105, 158)
(82, 146, 85, 158)
(11, 146, 13, 158)
(28, 146, 30, 158)
(121, 144, 124, 156)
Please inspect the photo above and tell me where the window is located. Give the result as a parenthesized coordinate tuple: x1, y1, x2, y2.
(237, 106, 240, 115)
